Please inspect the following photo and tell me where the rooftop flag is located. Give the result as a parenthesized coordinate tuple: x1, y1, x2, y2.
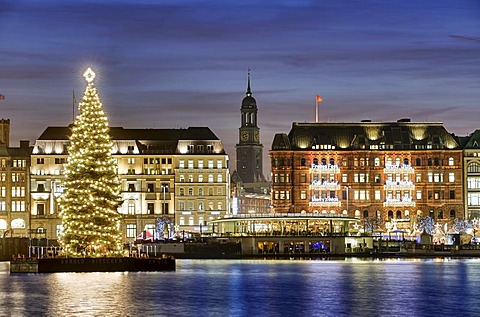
(0, 94, 4, 100)
(316, 95, 322, 103)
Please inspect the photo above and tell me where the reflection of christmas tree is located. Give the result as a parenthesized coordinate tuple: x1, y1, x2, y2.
(58, 68, 123, 257)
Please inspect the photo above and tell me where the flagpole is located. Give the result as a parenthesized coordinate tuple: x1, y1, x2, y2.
(315, 96, 318, 123)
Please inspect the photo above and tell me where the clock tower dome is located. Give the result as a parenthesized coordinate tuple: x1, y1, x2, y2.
(235, 70, 265, 184)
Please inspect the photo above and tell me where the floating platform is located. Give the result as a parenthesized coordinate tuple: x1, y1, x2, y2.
(10, 257, 175, 273)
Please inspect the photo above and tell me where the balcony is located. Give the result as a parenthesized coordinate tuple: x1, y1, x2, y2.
(384, 180, 415, 190)
(383, 164, 414, 174)
(309, 197, 341, 207)
(309, 164, 340, 174)
(383, 197, 416, 207)
(309, 180, 340, 191)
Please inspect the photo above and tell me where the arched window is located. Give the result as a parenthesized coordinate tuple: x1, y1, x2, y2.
(354, 210, 360, 218)
(198, 202, 204, 211)
(11, 218, 25, 229)
(313, 158, 319, 165)
(0, 219, 6, 230)
(428, 158, 432, 166)
(321, 158, 327, 165)
(208, 175, 214, 183)
(189, 217, 194, 225)
(405, 210, 410, 218)
(468, 162, 480, 173)
(387, 158, 393, 166)
(188, 188, 193, 196)
(450, 210, 456, 219)
(395, 158, 401, 166)
(388, 210, 394, 219)
(217, 174, 223, 183)
(429, 210, 434, 218)
(374, 158, 380, 166)
(437, 210, 443, 219)
(434, 158, 439, 166)
(404, 158, 409, 165)
(416, 158, 421, 166)
(363, 210, 369, 218)
(199, 188, 204, 196)
(179, 188, 185, 196)
(448, 157, 454, 166)
(300, 158, 306, 166)
(128, 202, 135, 214)
(329, 158, 335, 165)
(396, 210, 401, 219)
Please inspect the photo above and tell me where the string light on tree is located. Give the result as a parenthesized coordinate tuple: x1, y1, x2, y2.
(58, 68, 123, 257)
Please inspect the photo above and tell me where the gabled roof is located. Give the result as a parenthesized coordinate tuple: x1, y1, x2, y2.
(462, 130, 480, 149)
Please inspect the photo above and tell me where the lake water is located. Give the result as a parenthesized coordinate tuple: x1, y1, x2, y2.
(1, 258, 479, 316)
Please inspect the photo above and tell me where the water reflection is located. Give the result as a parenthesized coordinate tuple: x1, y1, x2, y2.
(1, 259, 480, 316)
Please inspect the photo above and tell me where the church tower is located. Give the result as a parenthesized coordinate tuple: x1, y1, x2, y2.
(235, 70, 265, 184)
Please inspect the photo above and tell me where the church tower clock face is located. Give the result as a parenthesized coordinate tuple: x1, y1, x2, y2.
(241, 131, 249, 141)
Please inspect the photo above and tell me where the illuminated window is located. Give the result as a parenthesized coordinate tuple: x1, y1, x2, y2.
(449, 173, 455, 182)
(126, 224, 137, 238)
(448, 157, 454, 166)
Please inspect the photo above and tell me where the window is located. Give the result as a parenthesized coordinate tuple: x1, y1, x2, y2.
(374, 158, 380, 166)
(450, 190, 455, 199)
(449, 173, 455, 182)
(197, 145, 204, 153)
(188, 160, 194, 169)
(128, 202, 135, 214)
(217, 202, 222, 210)
(416, 174, 421, 182)
(208, 160, 214, 169)
(450, 210, 456, 219)
(300, 190, 307, 200)
(375, 190, 381, 200)
(188, 175, 194, 182)
(396, 210, 401, 219)
(126, 224, 137, 238)
(188, 202, 194, 210)
(37, 204, 45, 216)
(179, 160, 185, 169)
(363, 210, 368, 218)
(342, 174, 347, 183)
(217, 160, 223, 169)
(127, 146, 134, 153)
(188, 188, 193, 196)
(468, 162, 480, 173)
(437, 210, 443, 219)
(55, 158, 66, 164)
(147, 203, 154, 214)
(37, 158, 45, 164)
(198, 202, 204, 211)
(198, 160, 204, 169)
(147, 183, 155, 192)
(208, 175, 214, 183)
(188, 145, 194, 153)
(416, 190, 422, 199)
(180, 217, 185, 226)
(448, 157, 454, 166)
(179, 202, 185, 211)
(217, 174, 223, 183)
(179, 188, 185, 196)
(0, 201, 5, 211)
(180, 175, 185, 182)
(207, 145, 213, 153)
(199, 188, 204, 196)
(127, 158, 135, 164)
(128, 184, 135, 192)
(415, 158, 421, 166)
(301, 158, 306, 166)
(388, 210, 393, 219)
(198, 175, 204, 182)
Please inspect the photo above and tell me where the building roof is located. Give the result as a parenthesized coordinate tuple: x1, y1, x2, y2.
(271, 120, 461, 151)
(36, 126, 225, 154)
(38, 126, 219, 141)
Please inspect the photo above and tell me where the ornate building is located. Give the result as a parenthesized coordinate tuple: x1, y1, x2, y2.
(270, 119, 465, 229)
(459, 130, 480, 219)
(30, 126, 230, 242)
(232, 71, 270, 214)
(235, 71, 265, 185)
(0, 119, 31, 238)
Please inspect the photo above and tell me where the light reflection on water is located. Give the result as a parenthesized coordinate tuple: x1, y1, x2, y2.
(1, 258, 480, 316)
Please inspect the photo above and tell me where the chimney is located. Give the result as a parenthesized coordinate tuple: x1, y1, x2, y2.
(0, 119, 10, 147)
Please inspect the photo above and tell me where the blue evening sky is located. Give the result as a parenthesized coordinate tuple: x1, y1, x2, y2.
(0, 0, 479, 175)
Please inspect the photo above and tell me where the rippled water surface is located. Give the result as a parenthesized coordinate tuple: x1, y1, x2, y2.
(1, 258, 480, 316)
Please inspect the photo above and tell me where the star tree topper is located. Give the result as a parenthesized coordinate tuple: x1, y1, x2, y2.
(83, 67, 96, 83)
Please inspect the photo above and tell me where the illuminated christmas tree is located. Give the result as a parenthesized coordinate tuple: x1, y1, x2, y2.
(58, 68, 123, 257)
